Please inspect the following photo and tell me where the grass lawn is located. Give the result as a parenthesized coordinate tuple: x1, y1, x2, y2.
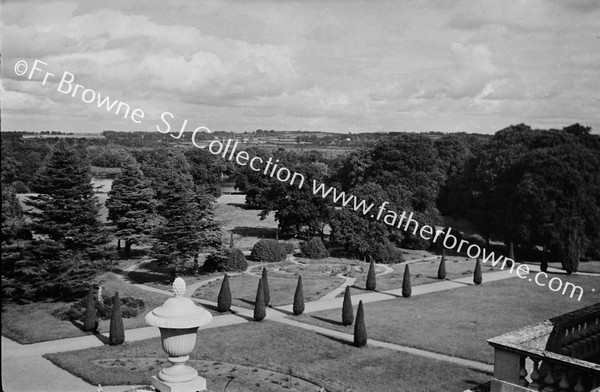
(44, 321, 492, 392)
(292, 274, 600, 364)
(345, 256, 504, 294)
(214, 194, 281, 250)
(1, 273, 173, 344)
(193, 272, 345, 309)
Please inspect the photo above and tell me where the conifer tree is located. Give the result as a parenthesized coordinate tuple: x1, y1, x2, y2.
(342, 285, 353, 326)
(353, 300, 367, 347)
(106, 155, 156, 256)
(402, 264, 412, 298)
(540, 249, 548, 272)
(437, 251, 447, 280)
(473, 257, 483, 285)
(262, 267, 270, 306)
(26, 141, 107, 251)
(152, 173, 221, 273)
(83, 285, 98, 332)
(365, 259, 376, 291)
(254, 278, 266, 321)
(109, 292, 125, 345)
(293, 275, 305, 315)
(217, 274, 232, 312)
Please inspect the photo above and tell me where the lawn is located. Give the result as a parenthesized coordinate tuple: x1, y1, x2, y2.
(292, 274, 600, 364)
(1, 273, 174, 344)
(44, 320, 492, 392)
(193, 271, 345, 309)
(214, 194, 282, 250)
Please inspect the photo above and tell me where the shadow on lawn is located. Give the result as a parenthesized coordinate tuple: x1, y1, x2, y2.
(127, 270, 170, 285)
(315, 333, 354, 347)
(69, 320, 110, 345)
(311, 315, 345, 327)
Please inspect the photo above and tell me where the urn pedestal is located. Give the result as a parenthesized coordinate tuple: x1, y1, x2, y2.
(145, 278, 213, 392)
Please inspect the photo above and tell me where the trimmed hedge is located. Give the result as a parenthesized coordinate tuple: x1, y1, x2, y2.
(354, 301, 367, 347)
(203, 248, 248, 272)
(299, 238, 329, 259)
(217, 274, 232, 312)
(52, 294, 145, 321)
(251, 239, 287, 263)
(282, 242, 296, 255)
(109, 292, 125, 345)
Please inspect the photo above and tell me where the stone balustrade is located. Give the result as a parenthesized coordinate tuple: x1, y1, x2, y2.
(487, 303, 600, 392)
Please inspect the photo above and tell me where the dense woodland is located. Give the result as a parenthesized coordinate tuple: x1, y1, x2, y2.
(1, 123, 598, 303)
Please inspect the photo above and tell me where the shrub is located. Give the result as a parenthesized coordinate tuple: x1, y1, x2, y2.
(109, 292, 125, 345)
(353, 301, 367, 347)
(217, 274, 232, 312)
(82, 285, 98, 332)
(370, 241, 404, 264)
(299, 238, 329, 259)
(402, 264, 412, 298)
(52, 293, 145, 321)
(365, 260, 376, 291)
(293, 275, 305, 316)
(342, 286, 353, 326)
(251, 239, 287, 263)
(473, 258, 482, 285)
(437, 251, 447, 280)
(254, 279, 266, 322)
(507, 242, 515, 268)
(203, 248, 247, 273)
(282, 242, 296, 255)
(540, 253, 548, 273)
(262, 267, 270, 307)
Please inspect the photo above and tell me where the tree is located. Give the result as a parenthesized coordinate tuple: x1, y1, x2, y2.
(293, 276, 305, 315)
(366, 259, 376, 291)
(353, 300, 367, 347)
(342, 286, 353, 326)
(540, 249, 548, 273)
(217, 274, 232, 312)
(106, 155, 156, 256)
(82, 285, 98, 332)
(229, 233, 234, 248)
(254, 278, 266, 322)
(262, 267, 270, 307)
(151, 173, 221, 273)
(402, 264, 412, 298)
(473, 258, 482, 285)
(437, 251, 447, 279)
(26, 140, 107, 252)
(1, 185, 27, 243)
(109, 292, 125, 345)
(506, 242, 515, 268)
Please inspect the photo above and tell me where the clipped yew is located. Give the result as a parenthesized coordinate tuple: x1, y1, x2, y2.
(474, 257, 483, 285)
(353, 300, 367, 347)
(366, 259, 376, 291)
(83, 285, 98, 332)
(507, 242, 515, 267)
(217, 274, 232, 312)
(293, 275, 305, 315)
(254, 278, 266, 321)
(109, 292, 125, 345)
(342, 286, 353, 326)
(437, 251, 447, 280)
(262, 267, 270, 307)
(541, 251, 548, 273)
(402, 264, 412, 298)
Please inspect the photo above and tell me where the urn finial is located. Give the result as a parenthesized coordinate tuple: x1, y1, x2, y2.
(173, 277, 186, 297)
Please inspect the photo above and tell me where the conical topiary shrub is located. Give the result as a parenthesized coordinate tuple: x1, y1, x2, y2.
(437, 251, 447, 280)
(342, 285, 353, 326)
(353, 300, 367, 347)
(254, 278, 266, 321)
(507, 242, 515, 267)
(109, 292, 125, 345)
(366, 259, 376, 291)
(229, 233, 234, 248)
(217, 274, 232, 312)
(402, 264, 412, 298)
(473, 258, 483, 285)
(540, 250, 548, 273)
(83, 285, 98, 332)
(262, 267, 270, 307)
(293, 276, 305, 315)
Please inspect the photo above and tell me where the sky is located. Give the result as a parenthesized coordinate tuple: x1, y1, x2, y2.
(1, 0, 599, 134)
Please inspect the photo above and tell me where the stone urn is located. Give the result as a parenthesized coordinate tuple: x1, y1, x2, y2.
(145, 278, 213, 392)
